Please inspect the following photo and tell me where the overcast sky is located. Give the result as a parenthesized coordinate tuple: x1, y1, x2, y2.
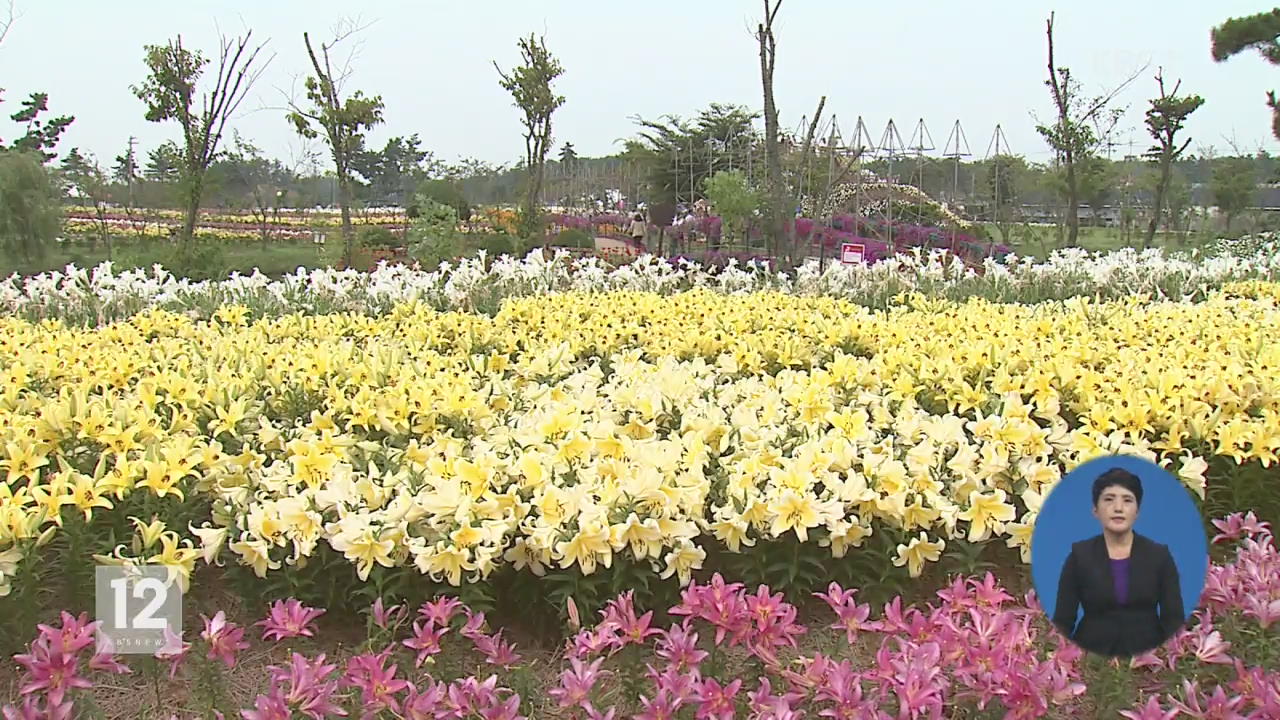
(4, 0, 1279, 172)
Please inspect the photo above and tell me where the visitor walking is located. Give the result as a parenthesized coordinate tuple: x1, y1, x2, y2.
(629, 213, 647, 250)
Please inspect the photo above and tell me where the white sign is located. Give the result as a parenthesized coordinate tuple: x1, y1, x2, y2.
(96, 565, 183, 654)
(840, 242, 865, 264)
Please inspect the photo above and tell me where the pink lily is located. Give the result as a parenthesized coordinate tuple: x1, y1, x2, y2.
(547, 656, 608, 712)
(342, 650, 410, 714)
(369, 598, 405, 630)
(1166, 680, 1248, 719)
(418, 596, 463, 627)
(693, 677, 741, 720)
(1211, 511, 1272, 544)
(154, 626, 192, 680)
(256, 599, 325, 642)
(16, 649, 92, 709)
(1119, 695, 1178, 720)
(200, 611, 250, 669)
(403, 620, 449, 667)
(473, 630, 523, 669)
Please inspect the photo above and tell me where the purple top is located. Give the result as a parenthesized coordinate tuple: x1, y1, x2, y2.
(1111, 558, 1131, 605)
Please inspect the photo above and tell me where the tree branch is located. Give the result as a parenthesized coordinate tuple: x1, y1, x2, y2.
(1046, 13, 1066, 119)
(1080, 63, 1147, 122)
(800, 96, 825, 159)
(0, 0, 15, 46)
(766, 0, 782, 27)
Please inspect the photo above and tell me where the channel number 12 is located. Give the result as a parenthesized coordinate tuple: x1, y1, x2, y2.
(110, 576, 169, 630)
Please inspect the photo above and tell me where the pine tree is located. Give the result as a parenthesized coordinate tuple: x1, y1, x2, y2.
(1212, 9, 1280, 139)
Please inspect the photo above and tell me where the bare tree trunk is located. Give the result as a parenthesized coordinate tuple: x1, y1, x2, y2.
(758, 0, 784, 262)
(338, 172, 354, 267)
(1063, 156, 1080, 247)
(1046, 14, 1080, 248)
(182, 176, 203, 245)
(1144, 161, 1172, 249)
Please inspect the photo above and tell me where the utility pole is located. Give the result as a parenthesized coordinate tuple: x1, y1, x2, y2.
(126, 136, 138, 208)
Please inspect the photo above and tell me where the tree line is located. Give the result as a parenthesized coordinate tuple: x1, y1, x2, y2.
(3, 3, 1280, 269)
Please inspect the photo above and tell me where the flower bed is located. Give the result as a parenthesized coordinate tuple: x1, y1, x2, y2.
(2, 248, 1280, 714)
(4, 245, 1280, 325)
(0, 286, 1276, 613)
(62, 214, 409, 244)
(2, 515, 1277, 719)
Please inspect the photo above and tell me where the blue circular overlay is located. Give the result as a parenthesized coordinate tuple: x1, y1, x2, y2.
(1030, 454, 1209, 635)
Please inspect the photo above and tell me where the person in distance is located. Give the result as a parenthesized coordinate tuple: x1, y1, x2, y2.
(1051, 467, 1185, 657)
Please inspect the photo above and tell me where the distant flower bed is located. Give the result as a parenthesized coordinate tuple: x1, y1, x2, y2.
(545, 212, 1011, 265)
(3, 518, 1279, 719)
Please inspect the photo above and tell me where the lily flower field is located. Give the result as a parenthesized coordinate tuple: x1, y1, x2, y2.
(1, 245, 1279, 718)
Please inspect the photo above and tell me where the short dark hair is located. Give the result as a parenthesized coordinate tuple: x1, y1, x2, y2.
(1092, 468, 1143, 507)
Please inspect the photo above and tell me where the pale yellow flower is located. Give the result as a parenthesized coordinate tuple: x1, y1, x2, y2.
(659, 539, 706, 586)
(893, 531, 945, 578)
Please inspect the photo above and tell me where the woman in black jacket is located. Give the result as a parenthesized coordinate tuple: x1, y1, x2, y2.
(1051, 468, 1185, 657)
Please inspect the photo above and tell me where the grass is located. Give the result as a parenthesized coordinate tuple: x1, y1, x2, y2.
(2, 239, 329, 279)
(986, 224, 1219, 261)
(2, 232, 547, 279)
(0, 224, 1236, 280)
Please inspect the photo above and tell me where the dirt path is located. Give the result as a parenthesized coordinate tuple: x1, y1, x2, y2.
(593, 236, 641, 254)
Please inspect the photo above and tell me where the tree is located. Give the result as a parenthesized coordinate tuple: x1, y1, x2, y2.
(60, 148, 115, 254)
(626, 103, 760, 206)
(1142, 69, 1204, 247)
(0, 2, 75, 162)
(4, 92, 74, 161)
(132, 30, 271, 245)
(1162, 169, 1193, 239)
(58, 147, 91, 183)
(350, 134, 433, 206)
(1036, 12, 1140, 247)
(756, 0, 785, 259)
(287, 26, 386, 268)
(1211, 9, 1280, 140)
(1077, 156, 1115, 226)
(406, 194, 462, 271)
(144, 141, 183, 182)
(495, 33, 565, 238)
(1211, 156, 1256, 234)
(112, 136, 161, 242)
(985, 154, 1026, 245)
(113, 136, 140, 205)
(0, 0, 12, 47)
(0, 151, 61, 262)
(703, 170, 762, 246)
(412, 178, 470, 224)
(225, 133, 292, 248)
(558, 141, 578, 169)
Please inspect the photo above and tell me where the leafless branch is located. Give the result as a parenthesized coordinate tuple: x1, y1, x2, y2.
(1221, 132, 1246, 157)
(0, 0, 17, 47)
(800, 96, 825, 159)
(200, 29, 272, 169)
(1080, 62, 1148, 122)
(286, 138, 322, 175)
(325, 16, 375, 93)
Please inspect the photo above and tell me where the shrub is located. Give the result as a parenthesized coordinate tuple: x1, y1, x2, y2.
(407, 196, 462, 271)
(358, 226, 401, 250)
(474, 232, 529, 257)
(121, 240, 228, 280)
(0, 151, 61, 262)
(412, 179, 471, 222)
(553, 227, 593, 249)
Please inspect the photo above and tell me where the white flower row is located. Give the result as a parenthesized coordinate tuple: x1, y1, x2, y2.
(2, 243, 1278, 325)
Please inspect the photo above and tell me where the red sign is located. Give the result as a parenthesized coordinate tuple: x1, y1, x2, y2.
(840, 242, 865, 264)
